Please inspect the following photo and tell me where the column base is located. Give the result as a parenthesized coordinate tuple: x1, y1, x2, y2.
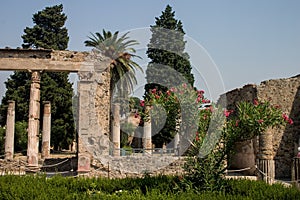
(77, 153, 91, 173)
(258, 159, 275, 184)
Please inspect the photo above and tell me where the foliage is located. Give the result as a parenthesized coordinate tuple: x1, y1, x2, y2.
(139, 83, 210, 147)
(183, 100, 293, 191)
(0, 4, 75, 151)
(145, 5, 194, 93)
(0, 126, 5, 155)
(84, 29, 142, 104)
(14, 121, 28, 153)
(0, 175, 300, 199)
(144, 5, 195, 146)
(22, 4, 68, 50)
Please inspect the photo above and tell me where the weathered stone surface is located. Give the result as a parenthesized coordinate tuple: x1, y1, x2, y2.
(27, 71, 41, 168)
(112, 103, 120, 156)
(41, 102, 51, 159)
(4, 100, 15, 160)
(220, 74, 300, 179)
(85, 156, 186, 178)
(77, 53, 112, 172)
(0, 49, 89, 72)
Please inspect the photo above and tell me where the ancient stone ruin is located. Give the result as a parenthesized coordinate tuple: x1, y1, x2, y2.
(0, 48, 181, 177)
(219, 75, 300, 182)
(0, 48, 299, 181)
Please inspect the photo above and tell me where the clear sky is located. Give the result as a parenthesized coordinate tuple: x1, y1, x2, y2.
(0, 0, 299, 101)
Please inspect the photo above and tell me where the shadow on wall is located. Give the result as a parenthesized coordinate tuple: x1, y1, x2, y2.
(275, 85, 300, 179)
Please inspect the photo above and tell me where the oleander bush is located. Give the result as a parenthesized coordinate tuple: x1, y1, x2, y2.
(0, 175, 300, 199)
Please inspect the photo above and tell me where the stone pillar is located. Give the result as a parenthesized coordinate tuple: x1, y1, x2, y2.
(4, 100, 15, 160)
(41, 101, 51, 159)
(258, 128, 275, 184)
(174, 133, 180, 155)
(143, 105, 152, 154)
(112, 103, 120, 156)
(27, 71, 41, 168)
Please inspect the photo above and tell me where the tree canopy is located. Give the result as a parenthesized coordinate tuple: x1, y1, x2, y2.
(0, 4, 74, 151)
(144, 5, 195, 147)
(22, 4, 69, 50)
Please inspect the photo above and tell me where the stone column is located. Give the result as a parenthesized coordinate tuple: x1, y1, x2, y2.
(258, 128, 275, 184)
(27, 71, 41, 168)
(143, 105, 152, 154)
(4, 100, 15, 160)
(112, 103, 120, 156)
(174, 133, 180, 155)
(41, 101, 51, 159)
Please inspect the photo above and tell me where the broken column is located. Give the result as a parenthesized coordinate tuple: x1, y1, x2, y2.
(112, 103, 120, 156)
(258, 128, 275, 184)
(143, 104, 152, 154)
(27, 71, 41, 168)
(41, 101, 51, 159)
(4, 100, 15, 160)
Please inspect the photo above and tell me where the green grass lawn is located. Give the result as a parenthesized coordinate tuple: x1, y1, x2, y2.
(0, 175, 299, 200)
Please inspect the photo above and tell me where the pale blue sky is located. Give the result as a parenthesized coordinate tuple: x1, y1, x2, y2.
(0, 0, 299, 101)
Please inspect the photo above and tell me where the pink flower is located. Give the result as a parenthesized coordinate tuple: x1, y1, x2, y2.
(166, 90, 171, 96)
(288, 118, 294, 125)
(235, 120, 240, 127)
(224, 109, 233, 117)
(155, 95, 160, 99)
(257, 119, 264, 124)
(140, 100, 145, 107)
(198, 90, 204, 94)
(182, 83, 187, 88)
(170, 87, 177, 92)
(282, 113, 289, 121)
(202, 99, 210, 103)
(151, 88, 157, 94)
(253, 99, 259, 106)
(134, 112, 139, 118)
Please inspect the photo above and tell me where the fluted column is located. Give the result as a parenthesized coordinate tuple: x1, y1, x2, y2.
(4, 100, 15, 160)
(27, 71, 41, 168)
(41, 101, 51, 159)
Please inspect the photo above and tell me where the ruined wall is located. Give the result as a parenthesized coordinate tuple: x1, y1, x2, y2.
(88, 156, 185, 178)
(77, 54, 112, 172)
(220, 75, 300, 178)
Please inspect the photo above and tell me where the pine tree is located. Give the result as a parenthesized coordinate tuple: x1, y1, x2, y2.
(0, 4, 74, 151)
(22, 4, 68, 50)
(144, 5, 195, 147)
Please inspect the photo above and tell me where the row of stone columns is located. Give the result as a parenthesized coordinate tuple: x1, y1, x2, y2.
(111, 103, 154, 156)
(111, 103, 180, 156)
(3, 71, 51, 169)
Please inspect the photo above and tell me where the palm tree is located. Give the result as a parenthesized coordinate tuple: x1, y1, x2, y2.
(84, 30, 142, 98)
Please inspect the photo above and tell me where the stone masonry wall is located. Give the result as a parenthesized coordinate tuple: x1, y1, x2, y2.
(220, 75, 300, 178)
(88, 156, 185, 178)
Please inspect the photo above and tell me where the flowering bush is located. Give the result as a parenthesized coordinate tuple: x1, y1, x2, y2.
(225, 100, 293, 142)
(138, 83, 210, 147)
(183, 99, 293, 191)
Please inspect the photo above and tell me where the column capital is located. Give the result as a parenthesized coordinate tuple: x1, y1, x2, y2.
(31, 71, 41, 83)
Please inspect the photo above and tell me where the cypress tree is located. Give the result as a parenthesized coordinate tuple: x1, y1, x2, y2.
(144, 5, 195, 147)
